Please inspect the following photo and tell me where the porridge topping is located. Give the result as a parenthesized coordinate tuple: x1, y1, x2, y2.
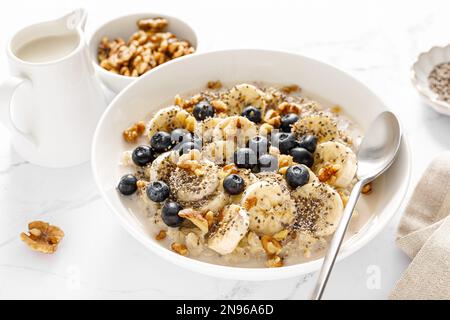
(20, 221, 64, 254)
(123, 121, 146, 143)
(155, 230, 167, 241)
(171, 242, 189, 256)
(207, 80, 223, 90)
(266, 255, 284, 268)
(361, 182, 373, 194)
(117, 82, 363, 267)
(280, 84, 300, 94)
(98, 17, 195, 77)
(428, 62, 450, 103)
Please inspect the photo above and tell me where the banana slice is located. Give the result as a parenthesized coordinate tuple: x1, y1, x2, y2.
(146, 151, 177, 182)
(195, 188, 230, 213)
(241, 180, 295, 235)
(212, 115, 258, 145)
(169, 159, 220, 202)
(203, 140, 236, 165)
(291, 182, 344, 237)
(314, 141, 357, 188)
(221, 83, 267, 115)
(292, 113, 338, 142)
(195, 117, 222, 144)
(207, 204, 250, 255)
(147, 106, 193, 137)
(257, 167, 318, 184)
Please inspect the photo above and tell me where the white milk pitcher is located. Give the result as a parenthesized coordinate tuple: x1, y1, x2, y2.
(0, 9, 107, 168)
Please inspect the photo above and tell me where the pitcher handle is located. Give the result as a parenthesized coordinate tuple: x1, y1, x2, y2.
(65, 8, 88, 31)
(0, 77, 37, 148)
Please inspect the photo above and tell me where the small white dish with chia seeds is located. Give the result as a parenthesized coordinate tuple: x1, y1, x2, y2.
(412, 44, 450, 116)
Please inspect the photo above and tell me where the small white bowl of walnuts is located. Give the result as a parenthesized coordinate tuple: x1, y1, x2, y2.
(89, 13, 197, 93)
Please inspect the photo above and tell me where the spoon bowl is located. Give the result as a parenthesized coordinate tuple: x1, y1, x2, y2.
(357, 111, 402, 181)
(312, 111, 402, 299)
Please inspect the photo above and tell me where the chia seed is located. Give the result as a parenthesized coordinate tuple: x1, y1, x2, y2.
(428, 62, 450, 103)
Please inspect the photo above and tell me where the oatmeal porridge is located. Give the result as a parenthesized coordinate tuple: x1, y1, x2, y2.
(117, 82, 364, 268)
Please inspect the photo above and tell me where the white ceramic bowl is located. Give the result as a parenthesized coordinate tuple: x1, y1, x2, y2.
(88, 13, 198, 93)
(411, 44, 450, 116)
(92, 49, 411, 280)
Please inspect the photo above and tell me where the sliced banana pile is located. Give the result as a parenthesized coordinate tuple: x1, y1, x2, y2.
(313, 141, 357, 188)
(203, 140, 236, 165)
(207, 204, 250, 255)
(241, 180, 295, 235)
(212, 115, 258, 144)
(147, 151, 177, 183)
(220, 83, 267, 116)
(195, 117, 222, 144)
(290, 182, 344, 237)
(292, 112, 339, 142)
(118, 82, 363, 266)
(169, 157, 220, 202)
(147, 106, 195, 137)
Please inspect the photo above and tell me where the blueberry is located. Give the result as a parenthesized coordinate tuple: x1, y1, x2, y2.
(132, 145, 155, 166)
(248, 135, 269, 157)
(117, 174, 138, 195)
(298, 135, 318, 153)
(223, 174, 245, 195)
(234, 148, 257, 169)
(241, 106, 262, 123)
(193, 101, 215, 121)
(161, 201, 184, 227)
(146, 181, 170, 202)
(151, 131, 173, 152)
(272, 132, 298, 154)
(290, 147, 314, 167)
(258, 154, 278, 172)
(178, 141, 201, 155)
(280, 113, 299, 132)
(171, 128, 192, 145)
(285, 165, 310, 188)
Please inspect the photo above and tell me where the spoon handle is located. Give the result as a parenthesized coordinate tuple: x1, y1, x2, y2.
(311, 180, 365, 300)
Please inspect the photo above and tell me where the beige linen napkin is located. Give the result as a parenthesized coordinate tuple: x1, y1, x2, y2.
(390, 152, 450, 300)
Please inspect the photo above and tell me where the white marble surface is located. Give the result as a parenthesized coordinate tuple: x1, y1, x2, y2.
(1, 0, 450, 300)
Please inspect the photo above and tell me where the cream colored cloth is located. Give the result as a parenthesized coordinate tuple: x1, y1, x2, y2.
(390, 152, 450, 300)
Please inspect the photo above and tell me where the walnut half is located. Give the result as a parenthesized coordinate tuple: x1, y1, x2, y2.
(20, 221, 64, 254)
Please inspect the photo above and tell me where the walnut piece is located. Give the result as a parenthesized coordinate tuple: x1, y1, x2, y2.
(261, 235, 282, 255)
(137, 17, 168, 31)
(277, 102, 302, 115)
(331, 105, 342, 114)
(362, 183, 372, 194)
(177, 150, 204, 176)
(123, 121, 146, 143)
(171, 242, 189, 256)
(211, 100, 228, 113)
(263, 109, 281, 127)
(178, 209, 209, 233)
(278, 154, 294, 175)
(174, 94, 203, 113)
(20, 221, 64, 254)
(280, 84, 300, 94)
(273, 229, 288, 241)
(207, 80, 222, 90)
(155, 230, 167, 241)
(318, 164, 340, 183)
(266, 255, 284, 268)
(243, 196, 257, 211)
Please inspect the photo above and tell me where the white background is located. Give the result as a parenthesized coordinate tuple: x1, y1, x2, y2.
(1, 0, 450, 299)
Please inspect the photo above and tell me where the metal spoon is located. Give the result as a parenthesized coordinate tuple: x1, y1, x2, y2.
(311, 111, 402, 300)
